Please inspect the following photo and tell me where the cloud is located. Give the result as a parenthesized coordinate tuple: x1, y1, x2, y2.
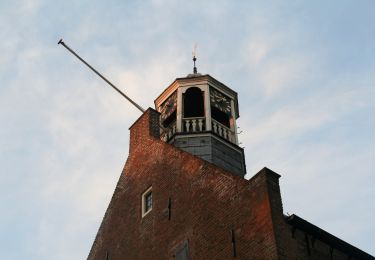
(238, 71, 375, 252)
(241, 31, 314, 97)
(31, 77, 131, 259)
(245, 38, 271, 66)
(1, 0, 374, 258)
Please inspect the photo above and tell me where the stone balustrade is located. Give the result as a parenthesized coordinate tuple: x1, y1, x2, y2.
(183, 117, 206, 132)
(212, 119, 235, 144)
(161, 121, 176, 141)
(161, 117, 235, 144)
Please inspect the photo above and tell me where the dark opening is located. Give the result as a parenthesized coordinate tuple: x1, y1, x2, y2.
(183, 87, 204, 118)
(145, 192, 152, 212)
(163, 111, 176, 128)
(211, 106, 230, 128)
(175, 242, 189, 260)
(168, 197, 171, 220)
(231, 229, 237, 258)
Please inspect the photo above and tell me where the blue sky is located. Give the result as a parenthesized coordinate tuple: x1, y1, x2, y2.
(0, 0, 374, 259)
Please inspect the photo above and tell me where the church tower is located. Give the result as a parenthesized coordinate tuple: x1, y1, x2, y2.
(88, 60, 374, 260)
(154, 71, 246, 177)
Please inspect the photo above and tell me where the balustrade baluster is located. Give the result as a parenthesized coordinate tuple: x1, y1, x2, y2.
(223, 129, 227, 139)
(218, 125, 223, 136)
(192, 119, 197, 132)
(185, 120, 190, 132)
(213, 121, 218, 133)
(198, 119, 203, 131)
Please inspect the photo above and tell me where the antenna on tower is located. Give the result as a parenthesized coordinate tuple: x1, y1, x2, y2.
(57, 39, 145, 113)
(192, 43, 198, 74)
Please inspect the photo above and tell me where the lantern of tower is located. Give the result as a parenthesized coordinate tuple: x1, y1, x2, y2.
(154, 74, 245, 177)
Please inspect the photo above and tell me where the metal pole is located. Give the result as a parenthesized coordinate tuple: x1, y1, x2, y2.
(58, 39, 145, 113)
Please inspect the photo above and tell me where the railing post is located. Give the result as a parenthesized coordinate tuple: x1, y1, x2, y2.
(185, 119, 190, 132)
(213, 121, 218, 133)
(218, 125, 223, 136)
(223, 128, 227, 139)
(192, 119, 197, 132)
(198, 119, 203, 131)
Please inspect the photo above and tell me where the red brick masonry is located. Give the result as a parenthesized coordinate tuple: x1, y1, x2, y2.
(88, 109, 373, 260)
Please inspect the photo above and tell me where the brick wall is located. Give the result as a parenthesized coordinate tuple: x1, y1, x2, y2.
(88, 108, 371, 260)
(88, 108, 283, 259)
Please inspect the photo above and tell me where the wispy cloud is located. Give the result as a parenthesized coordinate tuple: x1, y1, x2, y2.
(0, 0, 374, 259)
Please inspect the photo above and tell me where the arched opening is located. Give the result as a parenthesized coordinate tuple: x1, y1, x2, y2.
(162, 111, 176, 128)
(183, 87, 204, 118)
(211, 106, 230, 128)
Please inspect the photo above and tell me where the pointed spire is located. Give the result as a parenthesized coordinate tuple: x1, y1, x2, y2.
(192, 43, 197, 74)
(187, 44, 201, 77)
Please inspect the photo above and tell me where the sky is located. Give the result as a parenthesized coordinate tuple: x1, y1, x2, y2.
(0, 0, 374, 259)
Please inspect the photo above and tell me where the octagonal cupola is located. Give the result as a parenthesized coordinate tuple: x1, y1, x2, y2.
(154, 74, 245, 177)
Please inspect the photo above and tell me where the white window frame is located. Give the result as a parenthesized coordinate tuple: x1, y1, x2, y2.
(141, 186, 153, 217)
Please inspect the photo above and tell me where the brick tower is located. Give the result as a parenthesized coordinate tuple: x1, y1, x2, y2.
(88, 72, 374, 259)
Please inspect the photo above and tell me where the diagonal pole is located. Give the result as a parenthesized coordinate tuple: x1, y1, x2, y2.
(58, 39, 145, 113)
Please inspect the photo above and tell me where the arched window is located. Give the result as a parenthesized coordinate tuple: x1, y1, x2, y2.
(183, 87, 204, 118)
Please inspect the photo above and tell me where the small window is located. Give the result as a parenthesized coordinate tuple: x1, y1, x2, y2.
(142, 187, 153, 217)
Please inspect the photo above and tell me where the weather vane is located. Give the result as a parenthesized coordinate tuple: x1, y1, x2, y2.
(192, 43, 198, 74)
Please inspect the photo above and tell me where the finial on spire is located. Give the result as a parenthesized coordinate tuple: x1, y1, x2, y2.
(192, 43, 197, 74)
